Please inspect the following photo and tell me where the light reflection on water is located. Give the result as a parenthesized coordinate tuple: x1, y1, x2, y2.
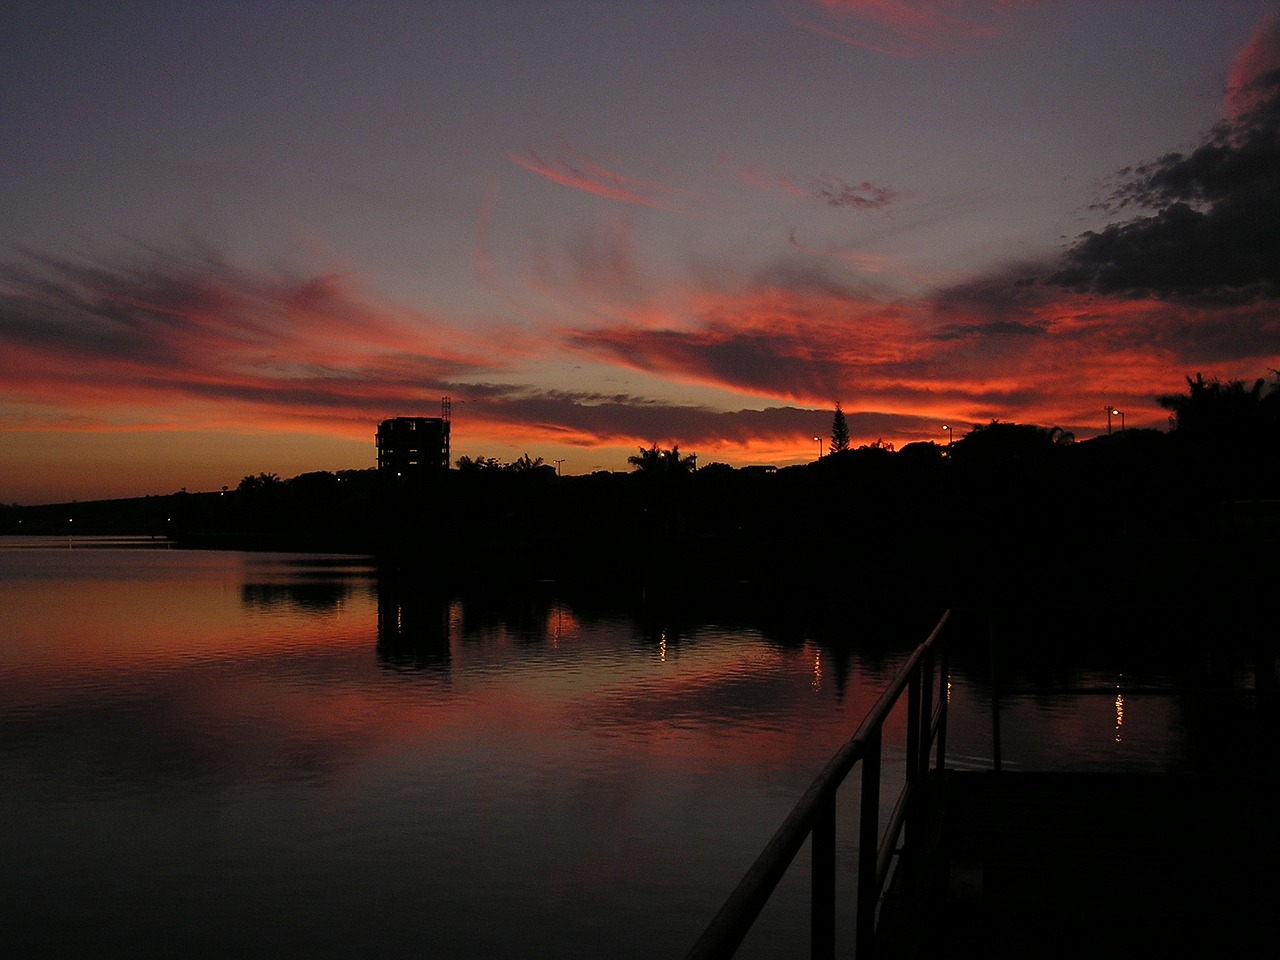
(0, 542, 1268, 958)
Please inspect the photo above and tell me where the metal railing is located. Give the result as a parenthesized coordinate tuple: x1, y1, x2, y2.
(685, 609, 952, 960)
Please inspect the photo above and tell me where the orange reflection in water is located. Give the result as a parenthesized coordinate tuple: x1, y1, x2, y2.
(1, 545, 924, 800)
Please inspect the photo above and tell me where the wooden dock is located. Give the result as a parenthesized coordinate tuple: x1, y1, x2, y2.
(877, 771, 1280, 959)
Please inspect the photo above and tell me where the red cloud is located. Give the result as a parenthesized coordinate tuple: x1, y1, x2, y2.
(1227, 13, 1280, 117)
(0, 248, 517, 435)
(559, 263, 1280, 444)
(509, 145, 691, 209)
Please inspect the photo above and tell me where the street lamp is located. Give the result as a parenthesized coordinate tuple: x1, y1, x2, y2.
(942, 424, 953, 448)
(551, 458, 565, 476)
(813, 436, 824, 458)
(1107, 407, 1124, 435)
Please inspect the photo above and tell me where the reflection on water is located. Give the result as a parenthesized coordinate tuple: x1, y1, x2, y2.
(375, 568, 453, 674)
(0, 540, 1272, 959)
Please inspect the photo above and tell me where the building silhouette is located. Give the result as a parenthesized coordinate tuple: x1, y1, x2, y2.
(376, 399, 451, 478)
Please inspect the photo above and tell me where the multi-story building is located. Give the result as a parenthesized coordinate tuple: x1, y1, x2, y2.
(376, 404, 451, 478)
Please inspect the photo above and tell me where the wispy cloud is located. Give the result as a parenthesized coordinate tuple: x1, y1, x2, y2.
(566, 280, 921, 405)
(7, 15, 1278, 471)
(0, 247, 512, 432)
(777, 0, 1037, 59)
(728, 158, 899, 211)
(0, 244, 872, 461)
(509, 144, 693, 209)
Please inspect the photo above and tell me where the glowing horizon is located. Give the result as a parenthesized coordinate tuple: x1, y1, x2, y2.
(3, 3, 1279, 503)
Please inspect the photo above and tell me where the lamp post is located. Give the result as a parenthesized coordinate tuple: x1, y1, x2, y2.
(1114, 409, 1125, 432)
(942, 424, 953, 449)
(551, 458, 564, 476)
(813, 436, 823, 458)
(1107, 407, 1124, 435)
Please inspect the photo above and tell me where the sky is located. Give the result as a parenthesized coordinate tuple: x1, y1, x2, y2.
(3, 1, 1279, 503)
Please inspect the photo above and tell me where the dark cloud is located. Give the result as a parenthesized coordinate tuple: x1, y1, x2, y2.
(447, 385, 934, 450)
(1146, 301, 1280, 366)
(811, 177, 898, 210)
(567, 324, 841, 401)
(928, 270, 1054, 328)
(0, 248, 218, 365)
(1055, 69, 1280, 303)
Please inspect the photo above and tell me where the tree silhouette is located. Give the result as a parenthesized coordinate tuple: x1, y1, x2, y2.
(830, 402, 850, 453)
(1157, 372, 1276, 442)
(507, 453, 545, 473)
(455, 455, 501, 473)
(1157, 372, 1280, 505)
(238, 472, 281, 493)
(627, 444, 663, 472)
(627, 444, 697, 474)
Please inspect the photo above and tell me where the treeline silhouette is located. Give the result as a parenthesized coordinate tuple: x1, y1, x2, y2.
(4, 373, 1277, 604)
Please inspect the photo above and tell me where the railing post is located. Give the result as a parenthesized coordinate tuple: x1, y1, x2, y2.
(906, 667, 921, 790)
(907, 661, 922, 793)
(989, 610, 1003, 773)
(811, 789, 836, 960)
(855, 730, 882, 960)
(902, 661, 923, 894)
(935, 636, 950, 770)
(918, 648, 934, 785)
(683, 611, 951, 960)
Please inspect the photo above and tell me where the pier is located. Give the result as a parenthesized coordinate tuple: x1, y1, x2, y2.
(685, 608, 1280, 959)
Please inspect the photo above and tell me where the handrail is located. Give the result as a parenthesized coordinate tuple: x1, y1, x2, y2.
(685, 609, 952, 960)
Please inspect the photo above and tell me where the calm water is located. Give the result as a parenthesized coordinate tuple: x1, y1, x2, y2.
(0, 539, 1268, 958)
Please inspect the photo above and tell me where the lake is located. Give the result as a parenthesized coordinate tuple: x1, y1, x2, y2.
(0, 538, 1269, 958)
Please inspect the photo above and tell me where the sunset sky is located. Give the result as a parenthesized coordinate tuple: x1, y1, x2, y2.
(3, 1, 1279, 503)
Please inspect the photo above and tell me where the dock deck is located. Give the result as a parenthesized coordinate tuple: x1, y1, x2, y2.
(879, 771, 1280, 959)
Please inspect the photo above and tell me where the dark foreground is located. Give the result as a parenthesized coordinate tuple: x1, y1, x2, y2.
(879, 772, 1280, 959)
